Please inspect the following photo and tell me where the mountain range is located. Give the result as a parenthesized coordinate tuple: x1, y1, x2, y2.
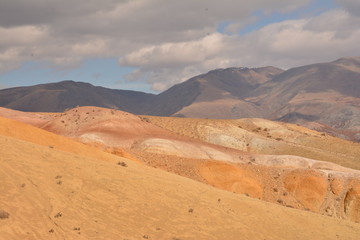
(1, 57, 359, 141)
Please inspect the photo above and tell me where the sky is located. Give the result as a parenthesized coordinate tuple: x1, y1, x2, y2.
(0, 0, 360, 93)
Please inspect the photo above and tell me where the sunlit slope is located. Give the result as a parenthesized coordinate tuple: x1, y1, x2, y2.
(0, 116, 133, 163)
(144, 116, 360, 170)
(1, 135, 360, 240)
(1, 108, 359, 223)
(40, 106, 245, 162)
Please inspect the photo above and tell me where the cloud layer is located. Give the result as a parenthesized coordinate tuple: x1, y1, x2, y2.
(1, 0, 360, 91)
(122, 9, 360, 90)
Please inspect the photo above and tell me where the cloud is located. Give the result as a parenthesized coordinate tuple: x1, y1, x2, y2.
(0, 0, 122, 27)
(336, 0, 360, 16)
(0, 0, 359, 91)
(0, 25, 48, 46)
(235, 9, 360, 66)
(0, 0, 311, 73)
(122, 9, 360, 91)
(121, 33, 225, 68)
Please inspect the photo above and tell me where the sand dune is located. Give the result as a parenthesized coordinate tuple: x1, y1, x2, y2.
(0, 107, 53, 127)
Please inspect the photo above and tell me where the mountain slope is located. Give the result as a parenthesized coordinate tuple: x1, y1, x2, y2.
(0, 67, 283, 117)
(1, 57, 359, 141)
(143, 66, 283, 118)
(0, 80, 154, 113)
(249, 57, 360, 141)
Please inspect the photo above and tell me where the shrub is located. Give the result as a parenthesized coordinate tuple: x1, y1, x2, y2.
(117, 161, 128, 167)
(0, 210, 9, 219)
(54, 212, 62, 218)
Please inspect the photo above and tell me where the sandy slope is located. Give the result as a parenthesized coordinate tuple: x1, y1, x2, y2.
(1, 135, 360, 240)
(40, 106, 246, 162)
(0, 107, 53, 127)
(1, 107, 360, 222)
(144, 116, 360, 170)
(3, 106, 359, 169)
(132, 150, 360, 222)
(0, 116, 132, 163)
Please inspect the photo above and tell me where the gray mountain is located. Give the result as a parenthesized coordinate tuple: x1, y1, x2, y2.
(142, 66, 284, 118)
(248, 57, 360, 141)
(0, 80, 154, 113)
(1, 57, 359, 141)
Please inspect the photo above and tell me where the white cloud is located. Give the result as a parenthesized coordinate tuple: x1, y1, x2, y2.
(0, 0, 311, 73)
(0, 25, 48, 46)
(122, 9, 360, 91)
(0, 48, 25, 73)
(1, 0, 359, 91)
(121, 33, 225, 68)
(72, 39, 109, 56)
(249, 10, 360, 65)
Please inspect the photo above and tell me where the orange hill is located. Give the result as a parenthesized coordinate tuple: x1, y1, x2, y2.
(1, 131, 360, 239)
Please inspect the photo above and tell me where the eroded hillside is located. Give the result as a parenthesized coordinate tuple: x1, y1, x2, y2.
(2, 117, 360, 239)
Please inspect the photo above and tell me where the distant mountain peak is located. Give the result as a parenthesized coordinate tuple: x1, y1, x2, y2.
(333, 56, 360, 65)
(1, 57, 359, 141)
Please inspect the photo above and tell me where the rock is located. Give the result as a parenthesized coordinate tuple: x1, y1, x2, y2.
(344, 183, 360, 223)
(284, 169, 328, 212)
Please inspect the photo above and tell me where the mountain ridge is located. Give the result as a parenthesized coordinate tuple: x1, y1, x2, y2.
(0, 80, 155, 113)
(1, 57, 359, 141)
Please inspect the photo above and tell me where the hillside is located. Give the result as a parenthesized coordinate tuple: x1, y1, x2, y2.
(0, 80, 154, 113)
(1, 116, 360, 239)
(250, 57, 360, 141)
(142, 66, 283, 118)
(144, 116, 360, 170)
(1, 107, 360, 223)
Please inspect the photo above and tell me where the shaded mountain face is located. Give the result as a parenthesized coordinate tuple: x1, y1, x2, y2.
(0, 80, 155, 113)
(0, 66, 283, 118)
(142, 66, 284, 118)
(248, 57, 360, 141)
(0, 57, 359, 141)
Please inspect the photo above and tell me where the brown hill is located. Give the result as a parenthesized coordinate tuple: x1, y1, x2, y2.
(1, 119, 360, 239)
(142, 66, 283, 118)
(250, 57, 360, 141)
(0, 80, 154, 113)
